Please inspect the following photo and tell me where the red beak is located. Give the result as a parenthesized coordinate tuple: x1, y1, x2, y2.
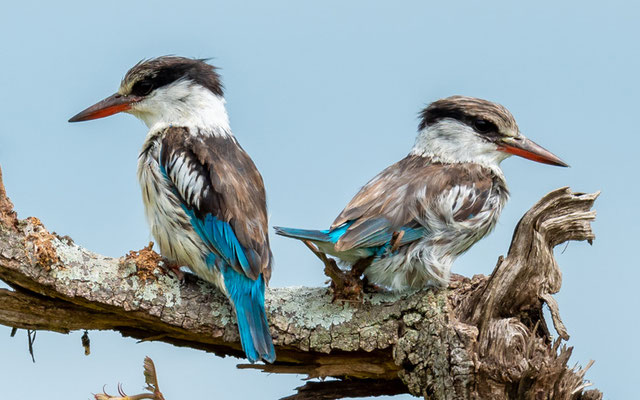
(68, 93, 142, 122)
(498, 136, 569, 167)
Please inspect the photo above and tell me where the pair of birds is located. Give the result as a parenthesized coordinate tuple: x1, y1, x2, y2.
(69, 56, 567, 364)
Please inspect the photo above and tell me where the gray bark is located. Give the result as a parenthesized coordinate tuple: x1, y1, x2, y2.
(0, 165, 602, 399)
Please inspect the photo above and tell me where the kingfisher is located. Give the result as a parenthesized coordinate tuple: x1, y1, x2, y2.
(69, 56, 275, 363)
(275, 96, 568, 291)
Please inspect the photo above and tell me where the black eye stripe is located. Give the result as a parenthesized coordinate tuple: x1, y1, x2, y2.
(419, 107, 500, 135)
(417, 96, 517, 135)
(130, 66, 192, 96)
(123, 58, 225, 98)
(418, 107, 500, 134)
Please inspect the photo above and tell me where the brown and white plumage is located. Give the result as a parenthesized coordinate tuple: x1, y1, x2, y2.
(322, 155, 507, 289)
(276, 96, 566, 290)
(140, 126, 272, 284)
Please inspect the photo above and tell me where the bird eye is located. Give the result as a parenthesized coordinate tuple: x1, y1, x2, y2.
(473, 119, 494, 134)
(132, 80, 154, 96)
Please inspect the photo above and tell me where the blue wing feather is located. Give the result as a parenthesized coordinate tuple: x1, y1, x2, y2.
(159, 150, 275, 363)
(275, 219, 426, 253)
(160, 161, 252, 276)
(338, 219, 426, 249)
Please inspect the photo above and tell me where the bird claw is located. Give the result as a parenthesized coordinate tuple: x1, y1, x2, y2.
(329, 275, 365, 303)
(362, 276, 384, 294)
(159, 258, 185, 282)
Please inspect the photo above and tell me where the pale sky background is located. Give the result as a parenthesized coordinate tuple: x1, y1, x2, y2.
(0, 1, 637, 399)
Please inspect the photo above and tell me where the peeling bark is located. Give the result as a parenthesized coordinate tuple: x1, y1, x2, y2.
(0, 165, 602, 400)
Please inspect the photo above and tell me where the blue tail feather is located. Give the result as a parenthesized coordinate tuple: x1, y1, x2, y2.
(274, 226, 331, 242)
(221, 266, 275, 363)
(274, 223, 351, 244)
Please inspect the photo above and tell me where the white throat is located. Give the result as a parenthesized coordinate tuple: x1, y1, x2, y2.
(127, 79, 231, 136)
(410, 119, 510, 174)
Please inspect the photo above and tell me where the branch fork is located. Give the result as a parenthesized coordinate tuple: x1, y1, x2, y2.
(301, 229, 406, 302)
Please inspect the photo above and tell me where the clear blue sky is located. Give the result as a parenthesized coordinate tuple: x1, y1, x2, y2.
(0, 1, 637, 398)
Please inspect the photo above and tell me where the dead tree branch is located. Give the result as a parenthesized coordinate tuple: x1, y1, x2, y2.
(0, 164, 602, 399)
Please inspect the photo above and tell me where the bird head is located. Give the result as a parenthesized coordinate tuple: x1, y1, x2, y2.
(412, 96, 568, 168)
(69, 56, 228, 129)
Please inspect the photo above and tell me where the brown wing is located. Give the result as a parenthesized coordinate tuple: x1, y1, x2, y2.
(160, 127, 272, 281)
(331, 156, 495, 252)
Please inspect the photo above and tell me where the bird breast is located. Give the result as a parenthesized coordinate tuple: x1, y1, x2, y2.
(136, 135, 223, 288)
(365, 178, 508, 291)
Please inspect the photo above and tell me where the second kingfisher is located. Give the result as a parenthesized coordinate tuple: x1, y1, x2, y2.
(276, 96, 567, 291)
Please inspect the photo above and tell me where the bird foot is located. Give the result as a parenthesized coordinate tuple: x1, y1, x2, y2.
(362, 277, 385, 294)
(159, 258, 186, 282)
(329, 275, 365, 303)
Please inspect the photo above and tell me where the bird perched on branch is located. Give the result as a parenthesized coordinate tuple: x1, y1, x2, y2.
(69, 56, 275, 363)
(276, 96, 567, 292)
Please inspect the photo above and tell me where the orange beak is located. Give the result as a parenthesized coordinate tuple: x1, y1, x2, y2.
(68, 93, 142, 122)
(497, 136, 569, 167)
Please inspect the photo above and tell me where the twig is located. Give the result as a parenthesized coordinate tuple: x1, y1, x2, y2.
(94, 357, 165, 400)
(302, 240, 345, 290)
(27, 329, 36, 363)
(301, 240, 364, 301)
